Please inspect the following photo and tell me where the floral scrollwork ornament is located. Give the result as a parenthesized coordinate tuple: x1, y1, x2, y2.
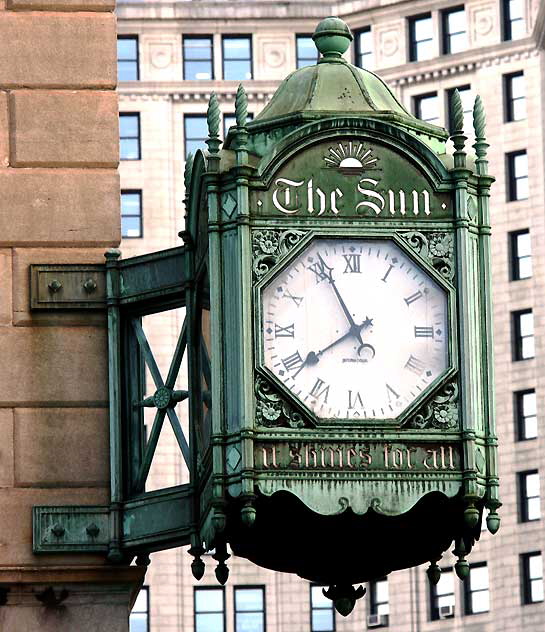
(255, 375, 309, 428)
(252, 229, 307, 280)
(407, 379, 459, 429)
(399, 231, 455, 282)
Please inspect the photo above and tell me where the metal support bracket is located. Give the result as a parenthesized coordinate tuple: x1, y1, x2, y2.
(33, 506, 110, 553)
(30, 264, 106, 310)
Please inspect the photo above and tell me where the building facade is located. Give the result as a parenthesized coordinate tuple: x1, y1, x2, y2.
(117, 0, 545, 630)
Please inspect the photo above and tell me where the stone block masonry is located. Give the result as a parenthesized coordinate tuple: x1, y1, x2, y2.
(0, 0, 145, 629)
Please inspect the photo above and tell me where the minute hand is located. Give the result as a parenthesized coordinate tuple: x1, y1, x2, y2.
(316, 253, 357, 329)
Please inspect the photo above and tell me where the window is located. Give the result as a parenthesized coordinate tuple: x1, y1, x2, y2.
(222, 36, 252, 80)
(117, 36, 139, 81)
(519, 470, 541, 522)
(430, 568, 455, 620)
(522, 553, 544, 604)
(513, 309, 534, 360)
(503, 0, 525, 40)
(310, 585, 335, 632)
(130, 586, 149, 632)
(369, 578, 389, 616)
(516, 389, 537, 440)
(223, 112, 253, 138)
(296, 35, 319, 68)
(414, 92, 440, 125)
(183, 36, 214, 80)
(442, 6, 467, 54)
(504, 71, 526, 121)
(119, 113, 141, 160)
(507, 150, 528, 201)
(234, 587, 265, 632)
(510, 229, 532, 280)
(409, 14, 434, 62)
(195, 587, 225, 632)
(447, 85, 473, 133)
(465, 563, 489, 614)
(184, 115, 208, 158)
(121, 190, 142, 238)
(355, 27, 373, 69)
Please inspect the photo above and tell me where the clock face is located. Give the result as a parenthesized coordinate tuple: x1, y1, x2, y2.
(260, 238, 449, 420)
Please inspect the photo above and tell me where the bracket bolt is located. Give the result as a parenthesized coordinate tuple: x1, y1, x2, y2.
(82, 278, 97, 294)
(51, 524, 65, 538)
(47, 280, 62, 294)
(86, 523, 100, 538)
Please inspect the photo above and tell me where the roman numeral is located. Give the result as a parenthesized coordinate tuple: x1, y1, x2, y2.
(404, 291, 423, 306)
(309, 253, 333, 283)
(284, 289, 303, 307)
(282, 351, 304, 372)
(309, 378, 330, 403)
(414, 326, 434, 338)
(343, 254, 361, 273)
(386, 383, 400, 401)
(348, 390, 364, 409)
(274, 323, 294, 338)
(381, 264, 394, 283)
(405, 354, 425, 375)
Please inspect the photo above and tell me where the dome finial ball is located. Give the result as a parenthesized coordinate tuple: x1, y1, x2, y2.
(312, 17, 353, 60)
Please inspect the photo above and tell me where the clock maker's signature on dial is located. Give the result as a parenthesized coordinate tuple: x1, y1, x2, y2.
(261, 238, 449, 421)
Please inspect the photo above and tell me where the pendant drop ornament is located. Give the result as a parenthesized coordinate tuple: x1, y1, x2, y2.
(322, 584, 366, 616)
(454, 537, 470, 580)
(426, 559, 442, 585)
(213, 543, 230, 585)
(189, 545, 206, 581)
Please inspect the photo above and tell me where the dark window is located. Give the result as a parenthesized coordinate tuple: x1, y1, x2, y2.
(513, 309, 534, 360)
(310, 585, 335, 632)
(234, 587, 265, 632)
(222, 36, 252, 80)
(447, 85, 473, 133)
(430, 568, 455, 620)
(442, 6, 467, 54)
(195, 587, 225, 632)
(117, 36, 139, 81)
(183, 36, 214, 80)
(184, 115, 208, 158)
(510, 229, 532, 280)
(223, 112, 253, 138)
(507, 150, 528, 201)
(121, 190, 142, 238)
(465, 563, 489, 614)
(522, 553, 544, 604)
(409, 14, 434, 62)
(504, 71, 526, 121)
(503, 0, 525, 40)
(130, 586, 149, 632)
(516, 389, 537, 440)
(119, 113, 141, 160)
(414, 92, 440, 125)
(355, 27, 373, 69)
(296, 35, 319, 68)
(369, 578, 389, 616)
(519, 470, 541, 521)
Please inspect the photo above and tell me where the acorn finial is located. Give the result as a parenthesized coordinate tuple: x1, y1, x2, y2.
(312, 17, 353, 61)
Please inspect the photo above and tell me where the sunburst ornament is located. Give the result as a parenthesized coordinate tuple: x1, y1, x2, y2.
(324, 142, 378, 173)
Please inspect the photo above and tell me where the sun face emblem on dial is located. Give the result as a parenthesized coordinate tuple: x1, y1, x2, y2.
(260, 238, 450, 420)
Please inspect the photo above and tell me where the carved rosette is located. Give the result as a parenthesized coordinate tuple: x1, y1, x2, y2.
(399, 231, 455, 281)
(252, 229, 307, 280)
(406, 379, 459, 429)
(255, 376, 309, 429)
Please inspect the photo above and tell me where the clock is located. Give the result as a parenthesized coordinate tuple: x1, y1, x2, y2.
(260, 237, 449, 420)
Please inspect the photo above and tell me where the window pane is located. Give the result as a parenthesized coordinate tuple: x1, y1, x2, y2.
(118, 38, 137, 60)
(129, 614, 147, 632)
(509, 0, 524, 20)
(449, 31, 468, 53)
(416, 94, 439, 124)
(436, 572, 455, 597)
(196, 613, 224, 632)
(121, 139, 139, 160)
(529, 554, 543, 578)
(514, 152, 528, 176)
(523, 391, 537, 416)
(519, 312, 533, 335)
(185, 38, 212, 60)
(236, 612, 264, 632)
(121, 216, 141, 238)
(133, 589, 148, 612)
(118, 61, 138, 81)
(522, 336, 535, 359)
(527, 496, 541, 520)
(375, 580, 388, 603)
(472, 590, 489, 613)
(437, 593, 455, 608)
(417, 39, 434, 60)
(414, 16, 433, 40)
(311, 586, 330, 607)
(186, 61, 213, 80)
(297, 36, 318, 68)
(224, 60, 252, 80)
(525, 416, 538, 439)
(516, 176, 529, 200)
(195, 589, 224, 612)
(235, 589, 263, 611)
(531, 579, 544, 602)
(448, 9, 466, 33)
(224, 38, 250, 59)
(311, 610, 334, 631)
(120, 115, 139, 137)
(470, 566, 488, 591)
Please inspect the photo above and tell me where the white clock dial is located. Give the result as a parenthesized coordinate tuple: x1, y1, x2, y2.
(260, 238, 449, 420)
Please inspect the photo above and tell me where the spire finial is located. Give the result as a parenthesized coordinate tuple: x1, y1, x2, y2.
(473, 95, 489, 175)
(206, 92, 221, 155)
(449, 89, 466, 168)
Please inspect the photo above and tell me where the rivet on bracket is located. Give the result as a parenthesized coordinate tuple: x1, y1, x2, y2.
(82, 278, 97, 294)
(86, 523, 100, 538)
(47, 280, 62, 294)
(51, 524, 65, 538)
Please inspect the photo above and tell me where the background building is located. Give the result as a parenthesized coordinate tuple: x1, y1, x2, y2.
(117, 0, 545, 630)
